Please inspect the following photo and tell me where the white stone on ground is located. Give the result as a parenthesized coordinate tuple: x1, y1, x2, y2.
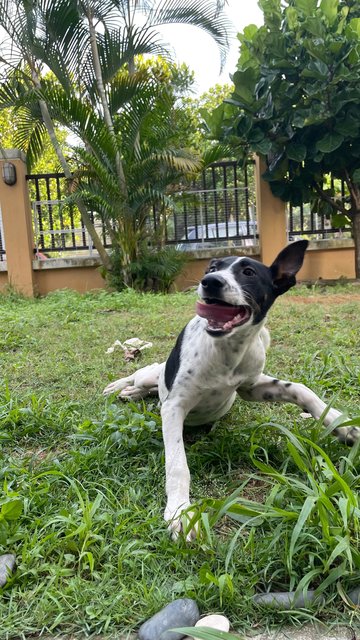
(184, 613, 230, 638)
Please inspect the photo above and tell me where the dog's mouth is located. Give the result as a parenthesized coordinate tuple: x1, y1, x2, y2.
(196, 299, 251, 335)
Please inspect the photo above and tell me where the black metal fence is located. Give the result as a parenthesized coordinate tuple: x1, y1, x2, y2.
(26, 173, 112, 256)
(26, 161, 257, 257)
(288, 178, 352, 240)
(164, 160, 257, 250)
(24, 164, 353, 259)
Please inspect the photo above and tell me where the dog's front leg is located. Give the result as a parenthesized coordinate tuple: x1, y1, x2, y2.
(161, 401, 195, 541)
(238, 374, 360, 445)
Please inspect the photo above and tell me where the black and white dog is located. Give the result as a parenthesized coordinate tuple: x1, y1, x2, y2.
(104, 240, 359, 539)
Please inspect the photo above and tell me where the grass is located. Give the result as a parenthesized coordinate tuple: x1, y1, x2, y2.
(0, 283, 360, 638)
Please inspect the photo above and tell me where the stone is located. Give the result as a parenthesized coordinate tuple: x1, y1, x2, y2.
(138, 598, 200, 640)
(253, 590, 322, 609)
(195, 614, 230, 632)
(0, 554, 16, 587)
(347, 586, 360, 605)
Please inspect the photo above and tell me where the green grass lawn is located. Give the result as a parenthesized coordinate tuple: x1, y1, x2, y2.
(0, 284, 360, 638)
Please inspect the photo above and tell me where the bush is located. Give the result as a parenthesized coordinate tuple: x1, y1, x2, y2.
(107, 245, 188, 292)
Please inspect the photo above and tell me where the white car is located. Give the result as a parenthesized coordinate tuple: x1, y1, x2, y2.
(176, 220, 257, 251)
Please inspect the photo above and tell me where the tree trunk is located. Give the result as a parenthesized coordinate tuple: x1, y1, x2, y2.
(352, 211, 360, 279)
(87, 12, 127, 197)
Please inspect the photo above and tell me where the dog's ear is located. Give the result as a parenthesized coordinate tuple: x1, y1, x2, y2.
(270, 240, 308, 295)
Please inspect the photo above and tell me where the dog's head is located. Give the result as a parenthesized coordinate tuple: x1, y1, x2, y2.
(197, 240, 308, 336)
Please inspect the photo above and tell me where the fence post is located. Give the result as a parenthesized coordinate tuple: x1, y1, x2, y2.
(0, 150, 35, 296)
(255, 155, 287, 265)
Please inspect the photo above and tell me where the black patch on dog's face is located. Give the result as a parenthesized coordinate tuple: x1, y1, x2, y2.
(230, 258, 277, 324)
(205, 241, 308, 325)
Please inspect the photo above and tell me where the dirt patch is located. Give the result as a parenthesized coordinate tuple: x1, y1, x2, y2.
(285, 294, 360, 304)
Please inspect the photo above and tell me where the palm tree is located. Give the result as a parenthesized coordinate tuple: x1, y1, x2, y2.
(0, 0, 231, 281)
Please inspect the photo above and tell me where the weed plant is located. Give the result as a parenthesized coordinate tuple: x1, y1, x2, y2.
(0, 285, 359, 637)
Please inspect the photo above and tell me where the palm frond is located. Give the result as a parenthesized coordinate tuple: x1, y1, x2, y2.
(201, 143, 234, 167)
(148, 0, 232, 70)
(73, 147, 120, 199)
(107, 70, 149, 115)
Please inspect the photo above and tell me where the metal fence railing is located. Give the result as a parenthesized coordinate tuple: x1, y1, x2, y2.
(164, 186, 257, 250)
(288, 202, 352, 240)
(288, 178, 352, 240)
(26, 174, 112, 257)
(24, 165, 353, 260)
(26, 161, 258, 257)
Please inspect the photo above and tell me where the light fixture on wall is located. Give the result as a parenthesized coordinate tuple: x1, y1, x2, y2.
(2, 162, 17, 186)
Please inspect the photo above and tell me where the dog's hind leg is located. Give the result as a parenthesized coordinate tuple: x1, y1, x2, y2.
(238, 374, 360, 445)
(103, 362, 165, 400)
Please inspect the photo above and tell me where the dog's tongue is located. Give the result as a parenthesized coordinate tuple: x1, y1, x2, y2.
(196, 300, 242, 322)
(196, 300, 250, 332)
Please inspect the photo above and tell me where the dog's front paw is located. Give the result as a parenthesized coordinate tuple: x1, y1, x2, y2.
(335, 425, 360, 446)
(164, 504, 199, 542)
(103, 378, 129, 396)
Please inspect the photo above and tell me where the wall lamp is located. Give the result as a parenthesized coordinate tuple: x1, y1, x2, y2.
(2, 162, 17, 186)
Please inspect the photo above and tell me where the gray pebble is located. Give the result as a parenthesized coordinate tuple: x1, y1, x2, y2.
(253, 590, 322, 609)
(0, 554, 16, 587)
(347, 587, 360, 605)
(138, 598, 200, 640)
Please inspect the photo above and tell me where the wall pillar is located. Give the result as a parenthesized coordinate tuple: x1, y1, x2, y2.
(0, 150, 35, 296)
(255, 155, 287, 265)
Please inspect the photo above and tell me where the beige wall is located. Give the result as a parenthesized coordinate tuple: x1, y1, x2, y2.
(0, 270, 8, 291)
(0, 240, 355, 296)
(33, 262, 106, 295)
(298, 242, 355, 281)
(33, 267, 105, 295)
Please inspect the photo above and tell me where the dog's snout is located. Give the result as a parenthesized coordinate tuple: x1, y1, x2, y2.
(201, 274, 226, 289)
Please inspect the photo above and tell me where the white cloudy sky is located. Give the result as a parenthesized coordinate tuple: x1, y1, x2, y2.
(158, 0, 264, 94)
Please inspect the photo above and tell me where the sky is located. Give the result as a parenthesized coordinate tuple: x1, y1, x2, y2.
(158, 0, 264, 95)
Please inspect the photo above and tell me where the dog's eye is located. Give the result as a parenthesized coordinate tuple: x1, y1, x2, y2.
(243, 267, 256, 277)
(207, 262, 218, 273)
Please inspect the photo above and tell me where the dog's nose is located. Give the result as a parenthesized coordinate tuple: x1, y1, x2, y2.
(201, 274, 226, 289)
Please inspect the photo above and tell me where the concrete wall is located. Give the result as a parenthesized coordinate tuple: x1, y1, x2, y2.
(0, 150, 357, 296)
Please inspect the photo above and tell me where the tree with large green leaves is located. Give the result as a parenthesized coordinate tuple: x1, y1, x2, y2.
(211, 0, 360, 276)
(0, 0, 231, 283)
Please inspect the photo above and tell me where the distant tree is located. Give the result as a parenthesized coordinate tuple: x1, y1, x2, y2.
(0, 107, 68, 173)
(182, 83, 234, 152)
(212, 0, 360, 275)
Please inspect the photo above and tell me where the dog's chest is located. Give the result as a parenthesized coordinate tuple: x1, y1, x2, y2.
(160, 319, 267, 401)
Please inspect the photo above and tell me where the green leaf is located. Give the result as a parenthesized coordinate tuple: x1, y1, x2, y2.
(1, 500, 23, 521)
(286, 142, 307, 162)
(173, 629, 240, 640)
(255, 138, 272, 155)
(302, 60, 329, 80)
(295, 0, 318, 16)
(314, 560, 348, 596)
(353, 168, 360, 185)
(316, 132, 344, 153)
(346, 18, 360, 38)
(334, 118, 359, 137)
(331, 212, 351, 227)
(232, 68, 258, 106)
(286, 6, 298, 30)
(303, 16, 326, 37)
(288, 496, 317, 568)
(320, 0, 339, 26)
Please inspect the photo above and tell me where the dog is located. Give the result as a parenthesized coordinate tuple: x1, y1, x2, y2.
(103, 240, 359, 539)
